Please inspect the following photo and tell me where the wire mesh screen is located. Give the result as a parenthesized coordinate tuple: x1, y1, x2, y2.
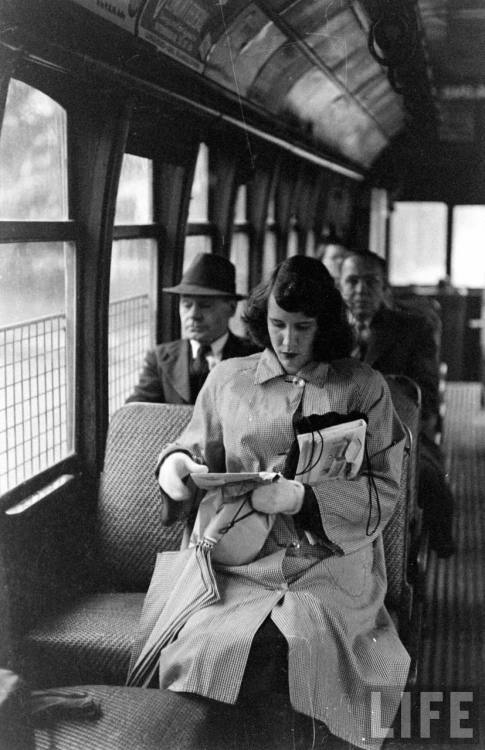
(108, 294, 151, 416)
(0, 314, 71, 493)
(0, 295, 150, 493)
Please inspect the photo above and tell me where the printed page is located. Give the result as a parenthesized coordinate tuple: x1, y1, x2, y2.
(295, 418, 367, 484)
(190, 471, 279, 489)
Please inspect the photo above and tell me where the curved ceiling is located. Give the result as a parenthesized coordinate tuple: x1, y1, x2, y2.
(5, 0, 484, 186)
(65, 0, 409, 170)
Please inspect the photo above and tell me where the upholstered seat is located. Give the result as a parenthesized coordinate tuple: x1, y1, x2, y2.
(20, 404, 193, 688)
(23, 593, 144, 687)
(33, 684, 238, 750)
(20, 398, 422, 693)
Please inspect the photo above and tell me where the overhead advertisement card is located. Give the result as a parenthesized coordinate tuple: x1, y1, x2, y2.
(69, 0, 147, 33)
(138, 0, 214, 72)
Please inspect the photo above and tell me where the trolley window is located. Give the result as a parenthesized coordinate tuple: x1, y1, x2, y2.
(0, 79, 75, 494)
(389, 202, 448, 286)
(451, 206, 485, 289)
(185, 143, 212, 267)
(109, 154, 156, 414)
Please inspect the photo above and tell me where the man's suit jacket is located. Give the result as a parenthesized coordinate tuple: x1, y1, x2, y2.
(362, 307, 440, 421)
(126, 331, 259, 404)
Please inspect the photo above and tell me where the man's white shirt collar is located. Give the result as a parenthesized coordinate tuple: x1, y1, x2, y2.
(190, 332, 229, 368)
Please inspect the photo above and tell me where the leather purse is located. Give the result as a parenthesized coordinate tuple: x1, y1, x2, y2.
(188, 481, 276, 566)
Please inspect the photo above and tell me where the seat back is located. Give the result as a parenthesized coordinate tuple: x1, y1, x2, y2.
(385, 375, 421, 535)
(393, 293, 442, 356)
(383, 376, 426, 683)
(383, 426, 412, 619)
(97, 403, 194, 592)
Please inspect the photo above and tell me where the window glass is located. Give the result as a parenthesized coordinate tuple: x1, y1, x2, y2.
(451, 206, 485, 288)
(263, 231, 277, 280)
(389, 202, 447, 285)
(0, 79, 68, 220)
(114, 154, 153, 224)
(188, 143, 209, 222)
(369, 188, 388, 259)
(0, 242, 75, 493)
(267, 196, 275, 224)
(287, 230, 299, 257)
(184, 236, 211, 269)
(305, 230, 316, 257)
(234, 185, 247, 223)
(230, 234, 250, 338)
(108, 239, 156, 415)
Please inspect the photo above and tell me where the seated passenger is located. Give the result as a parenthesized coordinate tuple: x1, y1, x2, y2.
(133, 257, 409, 749)
(340, 249, 455, 557)
(316, 225, 349, 284)
(126, 253, 258, 404)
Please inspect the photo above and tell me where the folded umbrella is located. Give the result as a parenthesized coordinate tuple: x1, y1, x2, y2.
(127, 475, 278, 688)
(127, 544, 219, 687)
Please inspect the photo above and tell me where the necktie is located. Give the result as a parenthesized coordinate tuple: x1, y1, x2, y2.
(356, 322, 370, 361)
(190, 344, 211, 400)
(193, 344, 211, 377)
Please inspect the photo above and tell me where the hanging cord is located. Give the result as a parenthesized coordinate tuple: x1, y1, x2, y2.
(294, 427, 325, 477)
(214, 485, 265, 537)
(293, 422, 381, 534)
(362, 442, 382, 536)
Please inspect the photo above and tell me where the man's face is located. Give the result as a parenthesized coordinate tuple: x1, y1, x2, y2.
(179, 295, 236, 343)
(340, 256, 386, 322)
(321, 244, 348, 282)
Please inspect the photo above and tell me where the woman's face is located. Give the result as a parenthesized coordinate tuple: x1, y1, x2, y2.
(267, 293, 318, 374)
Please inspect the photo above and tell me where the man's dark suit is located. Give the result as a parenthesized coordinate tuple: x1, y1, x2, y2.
(362, 307, 440, 422)
(126, 332, 258, 404)
(360, 306, 453, 555)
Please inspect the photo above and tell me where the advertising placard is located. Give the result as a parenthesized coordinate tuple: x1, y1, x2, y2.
(69, 0, 146, 34)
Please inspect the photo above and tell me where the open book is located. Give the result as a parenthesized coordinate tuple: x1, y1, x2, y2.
(295, 417, 367, 484)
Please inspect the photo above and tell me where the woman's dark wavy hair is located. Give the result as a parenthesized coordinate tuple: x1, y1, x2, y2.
(244, 256, 353, 362)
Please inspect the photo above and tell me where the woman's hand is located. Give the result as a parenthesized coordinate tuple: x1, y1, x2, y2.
(251, 477, 304, 515)
(158, 452, 208, 500)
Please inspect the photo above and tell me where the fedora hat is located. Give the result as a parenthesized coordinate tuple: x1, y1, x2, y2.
(163, 253, 245, 299)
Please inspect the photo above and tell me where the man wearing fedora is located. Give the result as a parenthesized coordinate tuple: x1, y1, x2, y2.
(126, 253, 259, 404)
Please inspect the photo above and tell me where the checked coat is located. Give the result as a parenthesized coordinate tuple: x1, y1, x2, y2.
(151, 349, 410, 749)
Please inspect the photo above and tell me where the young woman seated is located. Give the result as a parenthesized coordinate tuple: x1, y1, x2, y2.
(144, 257, 409, 750)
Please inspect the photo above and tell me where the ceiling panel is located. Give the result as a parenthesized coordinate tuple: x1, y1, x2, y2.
(249, 39, 314, 111)
(419, 0, 485, 82)
(204, 3, 286, 94)
(64, 0, 422, 170)
(279, 0, 343, 37)
(284, 68, 388, 167)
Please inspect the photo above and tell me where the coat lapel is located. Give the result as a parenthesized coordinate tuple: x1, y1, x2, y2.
(161, 340, 192, 403)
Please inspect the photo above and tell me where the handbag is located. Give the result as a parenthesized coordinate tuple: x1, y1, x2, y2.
(188, 478, 277, 566)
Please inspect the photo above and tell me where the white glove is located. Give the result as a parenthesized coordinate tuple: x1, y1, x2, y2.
(158, 452, 208, 500)
(251, 477, 304, 515)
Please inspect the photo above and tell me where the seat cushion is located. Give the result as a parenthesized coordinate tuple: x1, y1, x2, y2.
(33, 685, 343, 750)
(21, 593, 144, 688)
(34, 685, 239, 750)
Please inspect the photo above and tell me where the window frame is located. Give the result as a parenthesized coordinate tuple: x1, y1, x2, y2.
(0, 82, 80, 504)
